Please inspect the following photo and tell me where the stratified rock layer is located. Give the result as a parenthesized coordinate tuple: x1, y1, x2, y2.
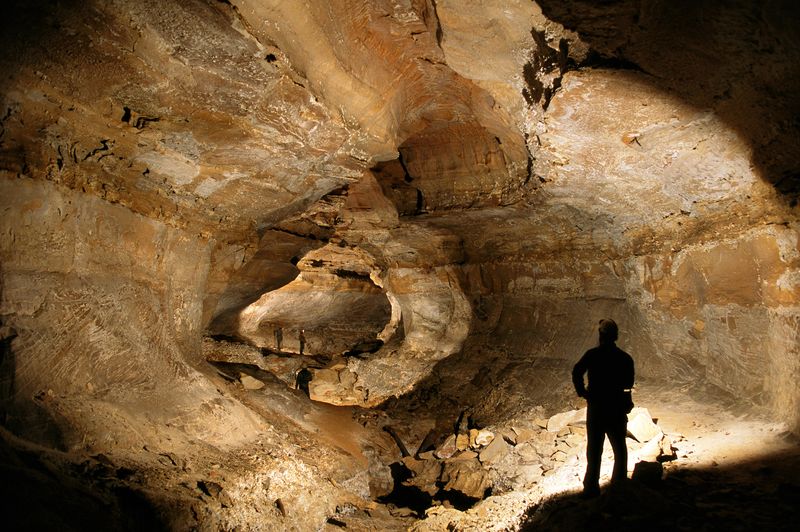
(1, 0, 799, 530)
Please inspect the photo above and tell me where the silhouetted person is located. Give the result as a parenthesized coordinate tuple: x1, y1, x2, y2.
(295, 367, 312, 398)
(572, 318, 635, 497)
(298, 328, 306, 356)
(274, 327, 283, 352)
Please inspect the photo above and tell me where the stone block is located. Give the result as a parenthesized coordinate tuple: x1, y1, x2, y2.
(474, 429, 495, 447)
(435, 434, 457, 459)
(498, 428, 516, 445)
(627, 408, 661, 443)
(239, 374, 265, 390)
(469, 428, 479, 448)
(451, 450, 478, 461)
(479, 436, 509, 464)
(512, 426, 538, 444)
(514, 464, 544, 489)
(631, 460, 663, 487)
(547, 408, 586, 433)
(514, 442, 540, 463)
(441, 460, 492, 499)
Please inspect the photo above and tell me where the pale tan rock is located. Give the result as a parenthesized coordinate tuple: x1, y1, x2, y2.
(468, 428, 480, 448)
(418, 450, 436, 461)
(547, 408, 587, 433)
(435, 434, 458, 459)
(474, 430, 495, 447)
(514, 442, 541, 464)
(551, 450, 568, 462)
(513, 426, 539, 443)
(239, 374, 265, 390)
(497, 428, 516, 446)
(440, 460, 492, 499)
(450, 450, 478, 461)
(478, 436, 509, 464)
(627, 408, 662, 443)
(514, 464, 544, 489)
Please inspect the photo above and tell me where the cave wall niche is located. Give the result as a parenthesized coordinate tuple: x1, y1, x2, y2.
(235, 265, 393, 359)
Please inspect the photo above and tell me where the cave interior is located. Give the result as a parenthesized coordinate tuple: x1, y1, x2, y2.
(1, 0, 799, 530)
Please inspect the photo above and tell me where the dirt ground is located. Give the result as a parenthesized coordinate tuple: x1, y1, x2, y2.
(517, 382, 800, 532)
(3, 370, 799, 531)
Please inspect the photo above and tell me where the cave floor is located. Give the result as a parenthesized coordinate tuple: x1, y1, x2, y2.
(360, 379, 800, 531)
(514, 383, 800, 532)
(3, 372, 799, 531)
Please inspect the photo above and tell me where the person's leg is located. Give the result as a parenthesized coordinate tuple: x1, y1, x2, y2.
(607, 412, 628, 484)
(584, 405, 604, 494)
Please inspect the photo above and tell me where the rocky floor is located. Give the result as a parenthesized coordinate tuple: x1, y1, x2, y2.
(3, 356, 799, 531)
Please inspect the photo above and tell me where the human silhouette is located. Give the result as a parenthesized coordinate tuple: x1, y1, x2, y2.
(274, 327, 283, 352)
(295, 367, 312, 398)
(572, 319, 635, 497)
(298, 328, 306, 356)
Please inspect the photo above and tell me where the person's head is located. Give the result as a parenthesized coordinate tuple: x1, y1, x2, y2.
(598, 319, 618, 345)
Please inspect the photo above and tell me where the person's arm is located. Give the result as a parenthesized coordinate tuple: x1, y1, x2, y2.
(623, 354, 635, 389)
(572, 353, 589, 398)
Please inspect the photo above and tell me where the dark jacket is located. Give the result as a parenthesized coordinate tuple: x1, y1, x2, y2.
(572, 343, 634, 407)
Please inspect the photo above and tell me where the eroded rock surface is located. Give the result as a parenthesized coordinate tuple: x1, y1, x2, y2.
(1, 0, 799, 530)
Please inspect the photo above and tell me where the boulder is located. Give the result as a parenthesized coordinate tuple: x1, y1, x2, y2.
(435, 434, 457, 459)
(479, 436, 509, 464)
(468, 428, 479, 448)
(546, 408, 586, 433)
(440, 460, 492, 499)
(474, 429, 495, 447)
(418, 450, 436, 460)
(627, 408, 661, 443)
(514, 442, 540, 463)
(401, 456, 442, 496)
(451, 450, 478, 461)
(631, 461, 663, 486)
(512, 426, 538, 444)
(514, 464, 544, 489)
(569, 424, 587, 436)
(659, 435, 677, 461)
(550, 450, 568, 462)
(629, 434, 663, 466)
(498, 428, 517, 445)
(239, 374, 265, 390)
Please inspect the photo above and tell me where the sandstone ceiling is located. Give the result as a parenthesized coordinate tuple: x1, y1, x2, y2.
(1, 0, 800, 528)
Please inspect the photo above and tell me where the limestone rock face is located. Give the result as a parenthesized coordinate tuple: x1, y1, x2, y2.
(1, 0, 800, 529)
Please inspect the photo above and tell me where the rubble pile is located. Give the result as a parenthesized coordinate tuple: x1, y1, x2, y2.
(381, 405, 679, 519)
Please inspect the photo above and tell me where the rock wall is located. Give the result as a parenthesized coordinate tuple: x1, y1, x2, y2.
(1, 1, 799, 527)
(0, 177, 268, 450)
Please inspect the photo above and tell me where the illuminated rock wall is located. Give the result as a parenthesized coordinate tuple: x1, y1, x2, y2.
(0, 7, 798, 530)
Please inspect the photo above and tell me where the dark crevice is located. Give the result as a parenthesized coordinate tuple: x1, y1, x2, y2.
(271, 226, 327, 243)
(134, 116, 159, 130)
(333, 268, 372, 282)
(398, 150, 413, 183)
(429, 0, 443, 48)
(523, 30, 573, 109)
(578, 50, 648, 74)
(82, 139, 111, 161)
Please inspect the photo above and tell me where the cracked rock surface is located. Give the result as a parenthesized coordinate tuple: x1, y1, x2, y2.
(1, 0, 799, 529)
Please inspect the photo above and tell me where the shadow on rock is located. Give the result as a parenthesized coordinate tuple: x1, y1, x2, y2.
(521, 446, 800, 531)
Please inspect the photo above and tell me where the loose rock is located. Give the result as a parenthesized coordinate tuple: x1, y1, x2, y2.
(627, 408, 662, 443)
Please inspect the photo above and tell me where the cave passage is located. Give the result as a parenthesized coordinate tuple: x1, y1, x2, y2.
(0, 0, 798, 530)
